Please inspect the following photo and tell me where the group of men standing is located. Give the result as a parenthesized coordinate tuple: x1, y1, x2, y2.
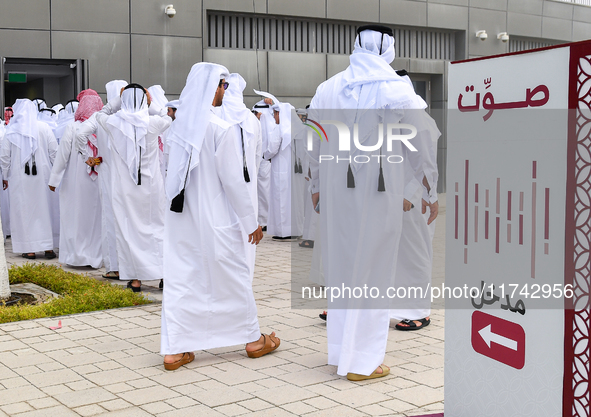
(0, 24, 439, 379)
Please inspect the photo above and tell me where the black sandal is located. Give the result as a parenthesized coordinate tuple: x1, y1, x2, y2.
(299, 240, 314, 248)
(319, 311, 327, 321)
(395, 318, 430, 331)
(127, 280, 141, 293)
(22, 253, 36, 259)
(44, 251, 57, 259)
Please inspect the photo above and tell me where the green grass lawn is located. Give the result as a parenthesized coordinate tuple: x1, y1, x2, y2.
(0, 263, 150, 324)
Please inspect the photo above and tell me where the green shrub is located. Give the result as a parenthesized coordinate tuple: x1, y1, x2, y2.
(0, 263, 150, 323)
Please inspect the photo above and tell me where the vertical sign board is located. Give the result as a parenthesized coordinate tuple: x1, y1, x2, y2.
(446, 41, 591, 417)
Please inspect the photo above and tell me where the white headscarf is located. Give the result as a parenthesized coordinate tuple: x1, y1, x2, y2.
(32, 98, 47, 111)
(53, 100, 78, 142)
(5, 99, 39, 167)
(37, 108, 57, 129)
(165, 62, 229, 201)
(221, 73, 255, 134)
(106, 85, 150, 184)
(106, 80, 128, 103)
(253, 89, 293, 150)
(337, 29, 424, 111)
(147, 85, 168, 116)
(52, 103, 64, 114)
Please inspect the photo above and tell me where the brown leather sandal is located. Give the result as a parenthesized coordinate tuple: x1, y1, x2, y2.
(246, 333, 280, 358)
(164, 352, 195, 371)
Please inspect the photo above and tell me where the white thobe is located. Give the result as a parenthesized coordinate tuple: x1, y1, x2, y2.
(0, 129, 10, 238)
(161, 110, 260, 354)
(48, 122, 102, 268)
(264, 117, 291, 237)
(228, 114, 262, 276)
(302, 151, 318, 241)
(308, 99, 437, 377)
(257, 112, 273, 227)
(77, 110, 171, 281)
(291, 126, 307, 237)
(80, 114, 119, 272)
(0, 122, 57, 253)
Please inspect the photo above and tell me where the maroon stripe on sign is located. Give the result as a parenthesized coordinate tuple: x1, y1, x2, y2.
(474, 206, 479, 242)
(531, 182, 536, 278)
(519, 214, 524, 245)
(508, 191, 512, 221)
(544, 242, 549, 255)
(486, 189, 489, 208)
(496, 217, 500, 253)
(507, 224, 511, 243)
(496, 178, 501, 215)
(465, 160, 469, 246)
(455, 182, 458, 193)
(475, 183, 479, 203)
(485, 211, 489, 239)
(519, 191, 524, 211)
(464, 248, 468, 264)
(545, 188, 550, 240)
(532, 161, 537, 179)
(455, 195, 459, 240)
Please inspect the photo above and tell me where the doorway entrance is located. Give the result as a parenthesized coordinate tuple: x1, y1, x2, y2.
(1, 58, 88, 110)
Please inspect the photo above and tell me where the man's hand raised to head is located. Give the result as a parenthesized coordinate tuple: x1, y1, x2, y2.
(422, 199, 439, 225)
(248, 226, 263, 245)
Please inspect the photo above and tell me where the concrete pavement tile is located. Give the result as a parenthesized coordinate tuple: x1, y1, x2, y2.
(301, 405, 368, 417)
(87, 340, 136, 354)
(281, 400, 317, 415)
(140, 401, 175, 414)
(188, 387, 253, 407)
(39, 384, 72, 396)
(98, 399, 134, 411)
(0, 376, 30, 389)
(127, 378, 159, 389)
(65, 380, 98, 391)
(303, 396, 340, 410)
(1, 402, 34, 414)
(118, 385, 181, 406)
(149, 369, 208, 387)
(158, 405, 226, 417)
(102, 382, 134, 393)
(85, 368, 142, 385)
(322, 386, 391, 408)
(403, 368, 444, 388)
(14, 366, 41, 377)
(28, 339, 81, 353)
(238, 398, 275, 411)
(213, 403, 251, 416)
(253, 385, 316, 406)
(26, 397, 60, 409)
(94, 407, 153, 416)
(276, 369, 339, 387)
(0, 340, 28, 353)
(8, 405, 79, 416)
(389, 385, 443, 408)
(24, 369, 83, 388)
(54, 387, 116, 408)
(0, 352, 53, 368)
(73, 404, 107, 416)
(164, 395, 199, 409)
(35, 362, 65, 372)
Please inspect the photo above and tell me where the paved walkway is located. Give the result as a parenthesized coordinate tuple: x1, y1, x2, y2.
(0, 198, 446, 417)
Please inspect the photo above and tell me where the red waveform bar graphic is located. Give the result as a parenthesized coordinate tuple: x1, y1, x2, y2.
(453, 160, 548, 272)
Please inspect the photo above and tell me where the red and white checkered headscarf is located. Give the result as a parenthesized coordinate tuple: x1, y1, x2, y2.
(75, 93, 103, 122)
(4, 107, 13, 124)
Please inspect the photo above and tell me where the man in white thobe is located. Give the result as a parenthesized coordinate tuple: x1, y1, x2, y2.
(54, 100, 78, 144)
(390, 72, 440, 330)
(38, 107, 60, 250)
(257, 93, 294, 240)
(0, 107, 12, 238)
(0, 99, 58, 259)
(308, 26, 439, 380)
(221, 73, 263, 276)
(48, 91, 104, 268)
(252, 102, 272, 230)
(161, 62, 278, 371)
(76, 84, 171, 291)
(96, 80, 127, 279)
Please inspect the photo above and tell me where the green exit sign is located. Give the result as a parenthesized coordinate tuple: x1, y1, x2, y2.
(7, 72, 26, 83)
